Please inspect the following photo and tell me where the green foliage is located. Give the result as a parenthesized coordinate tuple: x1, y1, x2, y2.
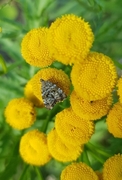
(0, 0, 122, 179)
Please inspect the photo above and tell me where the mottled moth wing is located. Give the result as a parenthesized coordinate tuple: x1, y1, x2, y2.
(40, 79, 67, 110)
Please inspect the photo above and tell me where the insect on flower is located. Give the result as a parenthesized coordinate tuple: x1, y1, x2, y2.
(40, 79, 67, 110)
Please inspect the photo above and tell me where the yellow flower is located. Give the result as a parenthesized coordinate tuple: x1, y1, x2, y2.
(103, 154, 122, 180)
(47, 14, 94, 65)
(21, 27, 54, 67)
(70, 91, 113, 121)
(24, 80, 43, 107)
(55, 107, 94, 145)
(19, 129, 52, 166)
(4, 98, 36, 130)
(30, 67, 70, 104)
(117, 77, 122, 103)
(106, 102, 122, 138)
(71, 52, 117, 101)
(47, 128, 83, 162)
(60, 162, 99, 180)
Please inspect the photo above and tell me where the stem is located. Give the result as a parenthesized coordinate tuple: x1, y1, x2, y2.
(41, 105, 60, 133)
(19, 164, 29, 180)
(82, 149, 91, 166)
(87, 142, 111, 158)
(34, 167, 44, 180)
(88, 150, 105, 164)
(7, 60, 25, 72)
(0, 55, 7, 74)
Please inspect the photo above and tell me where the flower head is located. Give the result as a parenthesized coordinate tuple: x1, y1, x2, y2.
(21, 27, 54, 67)
(60, 162, 99, 180)
(71, 52, 117, 101)
(24, 80, 43, 107)
(106, 102, 122, 138)
(103, 154, 122, 180)
(47, 128, 83, 162)
(30, 67, 70, 106)
(55, 107, 94, 145)
(19, 130, 52, 166)
(47, 14, 94, 65)
(70, 91, 113, 120)
(4, 98, 36, 130)
(117, 77, 122, 103)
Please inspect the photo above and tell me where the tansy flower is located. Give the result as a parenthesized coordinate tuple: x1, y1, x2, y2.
(71, 52, 117, 101)
(30, 67, 70, 105)
(21, 27, 54, 67)
(47, 14, 94, 65)
(106, 102, 122, 138)
(55, 107, 94, 145)
(19, 129, 52, 166)
(24, 80, 43, 107)
(60, 162, 99, 180)
(47, 128, 83, 162)
(117, 77, 122, 103)
(103, 154, 122, 180)
(4, 98, 36, 130)
(70, 91, 113, 121)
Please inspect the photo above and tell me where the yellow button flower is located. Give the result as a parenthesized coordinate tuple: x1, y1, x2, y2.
(103, 154, 122, 180)
(117, 77, 122, 103)
(4, 98, 36, 130)
(61, 162, 99, 180)
(19, 129, 52, 166)
(24, 80, 43, 107)
(21, 27, 54, 67)
(106, 102, 122, 138)
(55, 107, 94, 145)
(47, 128, 83, 162)
(47, 14, 94, 65)
(30, 67, 70, 105)
(70, 91, 113, 121)
(71, 52, 117, 101)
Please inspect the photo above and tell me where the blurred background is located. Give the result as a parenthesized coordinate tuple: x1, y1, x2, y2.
(0, 0, 122, 179)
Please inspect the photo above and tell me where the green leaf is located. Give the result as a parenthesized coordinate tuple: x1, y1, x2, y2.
(0, 55, 7, 74)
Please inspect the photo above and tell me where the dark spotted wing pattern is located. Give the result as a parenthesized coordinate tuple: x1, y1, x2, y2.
(40, 79, 67, 110)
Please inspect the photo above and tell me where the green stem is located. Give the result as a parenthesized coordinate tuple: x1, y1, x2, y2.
(0, 55, 7, 74)
(41, 105, 60, 133)
(41, 111, 52, 133)
(19, 164, 29, 180)
(112, 59, 122, 69)
(88, 150, 105, 164)
(82, 149, 91, 166)
(34, 167, 44, 180)
(7, 60, 25, 72)
(86, 142, 111, 158)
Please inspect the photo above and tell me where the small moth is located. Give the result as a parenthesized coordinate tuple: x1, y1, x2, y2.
(40, 79, 67, 110)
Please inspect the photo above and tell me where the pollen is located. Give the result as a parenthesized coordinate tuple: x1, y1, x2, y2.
(106, 102, 122, 138)
(70, 91, 113, 121)
(103, 154, 122, 180)
(4, 98, 36, 130)
(47, 128, 83, 162)
(71, 52, 117, 101)
(21, 27, 54, 67)
(61, 162, 99, 180)
(19, 129, 52, 166)
(55, 107, 94, 145)
(47, 14, 94, 65)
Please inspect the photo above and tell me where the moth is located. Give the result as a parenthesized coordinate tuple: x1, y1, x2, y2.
(40, 79, 67, 110)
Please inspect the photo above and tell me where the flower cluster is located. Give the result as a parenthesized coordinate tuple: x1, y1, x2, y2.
(4, 13, 122, 179)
